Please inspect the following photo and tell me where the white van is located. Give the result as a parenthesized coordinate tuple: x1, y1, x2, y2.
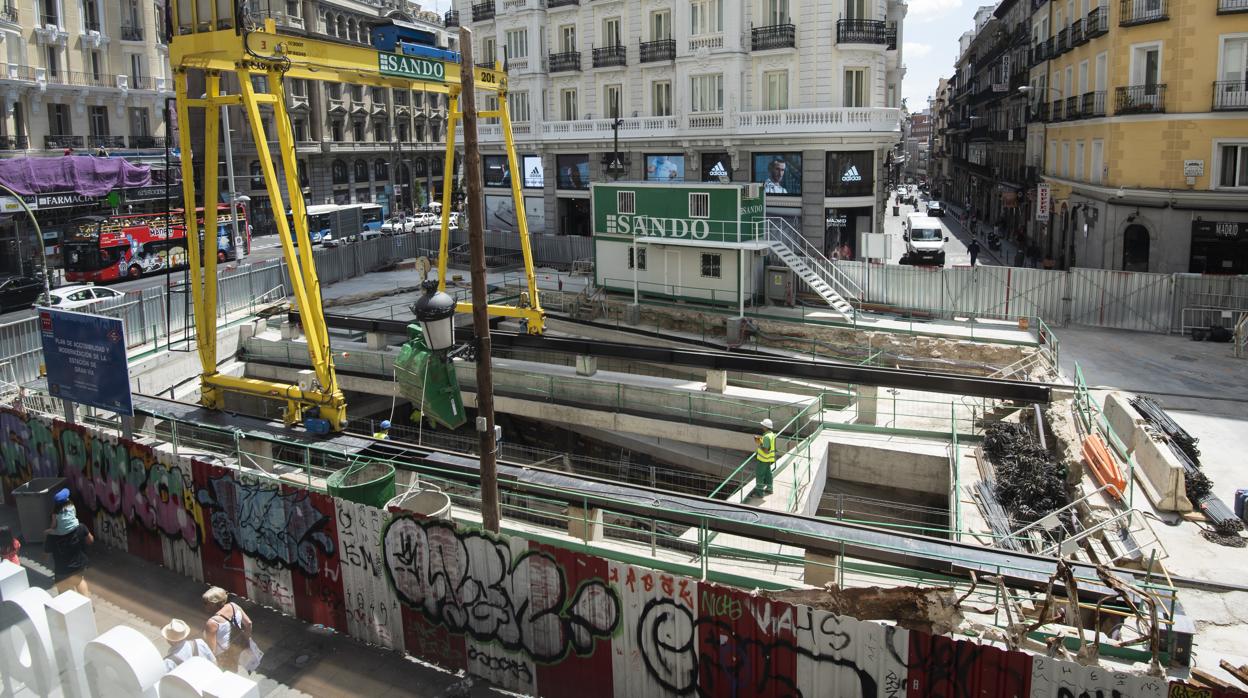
(902, 215, 948, 266)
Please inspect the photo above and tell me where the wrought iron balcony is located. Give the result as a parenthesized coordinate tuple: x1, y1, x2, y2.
(639, 38, 675, 63)
(1, 4, 17, 22)
(836, 18, 887, 44)
(0, 136, 27, 150)
(1080, 91, 1106, 116)
(88, 135, 126, 149)
(1032, 101, 1050, 122)
(1030, 40, 1050, 66)
(592, 44, 626, 68)
(1051, 98, 1065, 121)
(751, 23, 795, 51)
(475, 60, 496, 69)
(1085, 7, 1108, 37)
(471, 1, 495, 21)
(1119, 0, 1167, 25)
(1115, 84, 1166, 114)
(444, 9, 458, 26)
(885, 23, 897, 50)
(546, 0, 578, 6)
(548, 50, 581, 72)
(130, 135, 166, 149)
(45, 134, 84, 149)
(1212, 81, 1248, 110)
(120, 24, 143, 41)
(1219, 0, 1248, 12)
(1064, 96, 1080, 119)
(1071, 18, 1085, 45)
(1055, 28, 1068, 54)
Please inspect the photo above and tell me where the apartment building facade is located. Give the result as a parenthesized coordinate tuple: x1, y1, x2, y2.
(456, 0, 904, 260)
(1029, 0, 1248, 273)
(902, 110, 931, 181)
(218, 0, 456, 236)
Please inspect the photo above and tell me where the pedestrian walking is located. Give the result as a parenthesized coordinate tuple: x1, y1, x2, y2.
(45, 511, 93, 596)
(162, 618, 217, 672)
(752, 418, 777, 497)
(968, 239, 981, 267)
(1014, 248, 1025, 267)
(202, 587, 255, 673)
(0, 526, 20, 565)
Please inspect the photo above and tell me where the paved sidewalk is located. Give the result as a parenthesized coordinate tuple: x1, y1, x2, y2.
(1, 506, 500, 698)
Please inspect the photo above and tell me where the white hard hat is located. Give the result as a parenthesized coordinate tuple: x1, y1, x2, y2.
(760, 418, 774, 430)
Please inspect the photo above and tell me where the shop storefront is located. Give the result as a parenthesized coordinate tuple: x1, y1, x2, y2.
(1190, 220, 1248, 274)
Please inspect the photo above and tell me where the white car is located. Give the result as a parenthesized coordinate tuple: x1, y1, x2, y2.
(381, 216, 415, 234)
(41, 285, 124, 310)
(410, 212, 438, 232)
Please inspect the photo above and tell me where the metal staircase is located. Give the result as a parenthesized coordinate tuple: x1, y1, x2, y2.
(765, 219, 860, 320)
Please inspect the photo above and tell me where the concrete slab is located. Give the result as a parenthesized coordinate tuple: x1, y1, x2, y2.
(823, 431, 953, 497)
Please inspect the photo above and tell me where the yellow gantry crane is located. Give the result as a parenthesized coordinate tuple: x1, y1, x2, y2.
(169, 6, 543, 432)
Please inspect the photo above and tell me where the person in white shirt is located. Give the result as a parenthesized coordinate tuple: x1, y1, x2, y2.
(650, 156, 681, 181)
(162, 618, 217, 672)
(764, 158, 789, 194)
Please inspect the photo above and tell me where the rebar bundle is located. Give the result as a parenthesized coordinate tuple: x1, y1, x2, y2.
(983, 422, 1069, 526)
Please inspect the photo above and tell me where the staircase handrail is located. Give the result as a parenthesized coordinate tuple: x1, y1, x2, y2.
(765, 218, 863, 302)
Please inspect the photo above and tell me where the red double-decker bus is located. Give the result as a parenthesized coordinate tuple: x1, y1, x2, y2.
(63, 205, 250, 283)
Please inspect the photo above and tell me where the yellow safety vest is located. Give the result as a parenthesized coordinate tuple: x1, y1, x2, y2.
(756, 431, 776, 463)
(373, 431, 389, 440)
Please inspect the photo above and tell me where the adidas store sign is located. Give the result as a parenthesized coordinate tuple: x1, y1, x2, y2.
(708, 162, 729, 178)
(841, 165, 863, 183)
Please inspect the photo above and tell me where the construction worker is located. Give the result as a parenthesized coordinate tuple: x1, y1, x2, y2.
(374, 420, 391, 440)
(753, 418, 776, 497)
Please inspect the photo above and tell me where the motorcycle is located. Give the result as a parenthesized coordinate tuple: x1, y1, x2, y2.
(987, 232, 1002, 251)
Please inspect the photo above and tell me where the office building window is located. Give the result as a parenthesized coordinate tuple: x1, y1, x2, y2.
(691, 74, 723, 112)
(561, 88, 578, 121)
(764, 70, 788, 110)
(653, 81, 672, 116)
(844, 68, 867, 107)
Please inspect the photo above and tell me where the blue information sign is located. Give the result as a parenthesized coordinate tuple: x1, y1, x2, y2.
(38, 308, 133, 415)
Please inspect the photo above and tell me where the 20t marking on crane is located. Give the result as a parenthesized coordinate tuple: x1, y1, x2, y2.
(378, 53, 445, 82)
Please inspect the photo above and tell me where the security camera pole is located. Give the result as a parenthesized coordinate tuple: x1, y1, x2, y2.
(459, 28, 501, 534)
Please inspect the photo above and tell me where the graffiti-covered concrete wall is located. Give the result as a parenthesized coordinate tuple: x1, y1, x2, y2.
(0, 407, 1235, 698)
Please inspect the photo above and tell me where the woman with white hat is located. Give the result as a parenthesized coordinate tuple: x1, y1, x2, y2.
(161, 618, 216, 672)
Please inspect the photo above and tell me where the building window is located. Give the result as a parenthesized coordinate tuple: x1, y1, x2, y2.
(128, 107, 150, 137)
(88, 106, 109, 136)
(1220, 37, 1248, 87)
(651, 10, 671, 40)
(603, 17, 622, 47)
(1075, 141, 1085, 180)
(561, 88, 578, 121)
(350, 85, 364, 102)
(250, 161, 263, 188)
(397, 122, 409, 141)
(766, 0, 790, 24)
(1130, 42, 1161, 89)
(617, 190, 635, 214)
(41, 0, 59, 25)
(1047, 141, 1057, 175)
(690, 0, 723, 34)
(352, 121, 365, 141)
(129, 53, 146, 83)
(691, 74, 723, 112)
(559, 25, 576, 52)
(83, 0, 101, 31)
(844, 69, 867, 107)
(628, 247, 646, 270)
(45, 47, 59, 78)
(1091, 139, 1104, 183)
(508, 91, 531, 122)
(700, 252, 721, 278)
(88, 50, 103, 82)
(505, 29, 528, 60)
(1218, 143, 1248, 188)
(373, 121, 389, 141)
(764, 70, 788, 110)
(605, 84, 622, 119)
(653, 81, 672, 116)
(1061, 142, 1070, 178)
(48, 103, 71, 136)
(689, 192, 710, 218)
(374, 159, 388, 180)
(293, 119, 307, 142)
(482, 36, 496, 64)
(332, 159, 348, 184)
(353, 159, 369, 182)
(331, 120, 343, 141)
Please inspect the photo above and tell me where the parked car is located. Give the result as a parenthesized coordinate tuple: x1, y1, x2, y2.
(381, 216, 415, 234)
(926, 201, 944, 217)
(41, 284, 124, 310)
(322, 232, 341, 248)
(410, 212, 438, 232)
(0, 275, 44, 313)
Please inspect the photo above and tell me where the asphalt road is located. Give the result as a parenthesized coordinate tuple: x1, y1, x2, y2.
(882, 191, 1017, 268)
(0, 235, 288, 324)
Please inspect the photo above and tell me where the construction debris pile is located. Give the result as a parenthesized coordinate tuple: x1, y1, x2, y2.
(984, 422, 1070, 525)
(1130, 396, 1244, 538)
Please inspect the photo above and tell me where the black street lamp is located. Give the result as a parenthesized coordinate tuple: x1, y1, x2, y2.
(411, 280, 457, 353)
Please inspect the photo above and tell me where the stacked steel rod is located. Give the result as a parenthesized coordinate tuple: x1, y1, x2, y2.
(1131, 396, 1243, 535)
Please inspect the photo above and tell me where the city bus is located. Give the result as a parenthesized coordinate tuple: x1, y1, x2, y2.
(63, 204, 249, 283)
(287, 204, 369, 244)
(357, 203, 383, 233)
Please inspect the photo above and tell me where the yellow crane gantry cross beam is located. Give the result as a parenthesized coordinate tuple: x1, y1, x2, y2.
(169, 14, 542, 433)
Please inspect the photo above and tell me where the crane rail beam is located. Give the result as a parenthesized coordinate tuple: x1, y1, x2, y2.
(294, 309, 1061, 403)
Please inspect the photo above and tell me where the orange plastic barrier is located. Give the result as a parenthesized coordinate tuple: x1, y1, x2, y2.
(1082, 433, 1127, 501)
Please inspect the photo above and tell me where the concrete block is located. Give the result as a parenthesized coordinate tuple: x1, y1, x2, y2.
(804, 549, 841, 588)
(855, 385, 879, 425)
(0, 559, 29, 600)
(625, 303, 641, 324)
(1132, 425, 1192, 512)
(280, 321, 300, 340)
(366, 331, 389, 351)
(1102, 392, 1142, 455)
(239, 437, 275, 472)
(567, 506, 604, 542)
(575, 355, 598, 377)
(705, 370, 728, 393)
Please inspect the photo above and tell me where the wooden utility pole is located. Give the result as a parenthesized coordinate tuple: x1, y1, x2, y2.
(458, 28, 501, 534)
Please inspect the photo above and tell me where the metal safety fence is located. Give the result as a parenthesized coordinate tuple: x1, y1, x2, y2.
(833, 261, 1248, 334)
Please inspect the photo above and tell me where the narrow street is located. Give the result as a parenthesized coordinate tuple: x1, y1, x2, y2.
(881, 190, 1024, 268)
